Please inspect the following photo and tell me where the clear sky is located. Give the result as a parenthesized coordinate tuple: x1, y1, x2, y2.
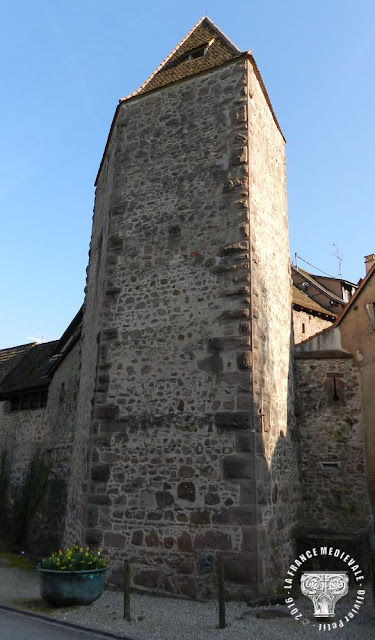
(1, 0, 374, 348)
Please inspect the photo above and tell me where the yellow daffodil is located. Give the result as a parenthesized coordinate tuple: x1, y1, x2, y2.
(40, 543, 109, 572)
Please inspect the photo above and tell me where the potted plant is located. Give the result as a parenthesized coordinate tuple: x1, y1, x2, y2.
(37, 543, 108, 606)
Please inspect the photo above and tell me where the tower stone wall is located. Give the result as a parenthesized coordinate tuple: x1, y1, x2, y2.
(63, 127, 118, 547)
(76, 52, 301, 599)
(0, 19, 372, 602)
(246, 59, 301, 592)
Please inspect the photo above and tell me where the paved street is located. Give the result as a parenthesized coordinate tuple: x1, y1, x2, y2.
(0, 608, 121, 640)
(1, 557, 375, 640)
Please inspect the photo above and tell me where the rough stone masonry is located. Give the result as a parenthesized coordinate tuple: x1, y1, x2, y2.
(1, 18, 371, 602)
(64, 20, 302, 600)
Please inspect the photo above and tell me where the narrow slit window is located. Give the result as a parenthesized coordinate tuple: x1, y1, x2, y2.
(332, 377, 340, 401)
(59, 382, 66, 403)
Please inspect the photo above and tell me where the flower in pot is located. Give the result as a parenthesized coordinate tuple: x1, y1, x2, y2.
(37, 543, 108, 606)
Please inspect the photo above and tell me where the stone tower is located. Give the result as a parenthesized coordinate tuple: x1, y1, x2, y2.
(66, 17, 301, 599)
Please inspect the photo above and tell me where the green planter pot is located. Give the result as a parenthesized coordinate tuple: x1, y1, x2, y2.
(37, 567, 107, 606)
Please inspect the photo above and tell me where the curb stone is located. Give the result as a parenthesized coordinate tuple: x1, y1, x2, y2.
(0, 604, 136, 640)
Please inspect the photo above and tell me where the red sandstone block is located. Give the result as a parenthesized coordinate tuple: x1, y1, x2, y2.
(104, 531, 126, 548)
(195, 530, 232, 551)
(178, 532, 193, 552)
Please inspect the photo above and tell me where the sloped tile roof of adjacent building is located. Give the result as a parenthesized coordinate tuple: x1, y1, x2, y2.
(0, 307, 83, 396)
(0, 343, 36, 385)
(334, 262, 375, 327)
(0, 341, 58, 396)
(292, 284, 337, 319)
(293, 266, 345, 305)
(41, 306, 83, 379)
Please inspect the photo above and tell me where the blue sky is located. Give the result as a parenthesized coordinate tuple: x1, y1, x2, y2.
(1, 0, 374, 348)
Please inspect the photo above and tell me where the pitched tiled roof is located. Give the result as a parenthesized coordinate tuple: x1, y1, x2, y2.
(123, 17, 241, 100)
(96, 18, 285, 184)
(309, 274, 357, 288)
(0, 308, 83, 397)
(42, 306, 83, 378)
(0, 341, 58, 395)
(335, 262, 375, 327)
(292, 285, 337, 318)
(293, 267, 344, 305)
(0, 343, 36, 385)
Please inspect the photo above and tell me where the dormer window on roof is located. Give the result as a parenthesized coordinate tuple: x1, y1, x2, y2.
(116, 18, 244, 112)
(186, 38, 215, 61)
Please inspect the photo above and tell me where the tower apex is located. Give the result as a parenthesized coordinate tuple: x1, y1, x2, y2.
(121, 17, 243, 102)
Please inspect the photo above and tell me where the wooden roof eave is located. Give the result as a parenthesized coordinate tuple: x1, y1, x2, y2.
(292, 302, 337, 321)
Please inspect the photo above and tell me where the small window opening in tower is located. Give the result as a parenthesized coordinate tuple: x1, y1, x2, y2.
(332, 377, 340, 401)
(302, 322, 305, 334)
(59, 382, 66, 403)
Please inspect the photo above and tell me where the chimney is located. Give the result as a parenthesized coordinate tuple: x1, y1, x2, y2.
(364, 254, 375, 274)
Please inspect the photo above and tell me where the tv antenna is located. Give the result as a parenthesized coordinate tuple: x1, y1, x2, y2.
(332, 243, 343, 279)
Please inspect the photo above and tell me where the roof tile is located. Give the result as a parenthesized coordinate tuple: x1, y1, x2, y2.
(0, 341, 58, 395)
(292, 285, 337, 318)
(0, 343, 36, 385)
(122, 17, 241, 101)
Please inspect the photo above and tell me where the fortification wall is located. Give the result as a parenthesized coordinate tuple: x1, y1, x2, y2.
(0, 343, 80, 554)
(296, 353, 371, 537)
(293, 309, 333, 344)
